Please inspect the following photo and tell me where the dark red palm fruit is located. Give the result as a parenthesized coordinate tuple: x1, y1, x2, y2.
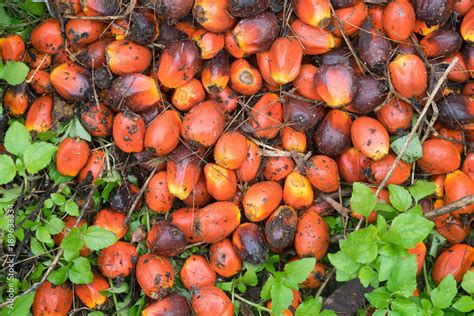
(192, 29, 225, 60)
(193, 0, 235, 33)
(250, 93, 282, 139)
(293, 64, 322, 101)
(75, 272, 109, 309)
(142, 294, 192, 316)
(420, 29, 462, 58)
(56, 137, 90, 177)
(209, 238, 242, 277)
(444, 170, 474, 217)
(81, 0, 119, 16)
(201, 52, 230, 94)
(443, 53, 470, 82)
(351, 188, 389, 223)
(109, 183, 141, 213)
(414, 0, 455, 26)
(367, 153, 411, 185)
(25, 95, 53, 132)
(243, 181, 282, 222)
(181, 255, 217, 290)
(315, 63, 356, 107)
(78, 149, 105, 183)
(236, 140, 261, 183)
(461, 10, 474, 42)
(192, 286, 234, 316)
(269, 37, 303, 85)
(418, 139, 461, 175)
(3, 86, 28, 116)
(294, 211, 329, 259)
(79, 103, 113, 138)
(462, 152, 474, 180)
(437, 94, 474, 130)
(229, 58, 263, 95)
(435, 213, 471, 244)
(24, 48, 52, 70)
(204, 163, 237, 201)
(224, 31, 247, 59)
(127, 9, 160, 45)
(432, 244, 474, 284)
(158, 40, 201, 89)
(167, 145, 202, 200)
(31, 18, 63, 54)
(351, 116, 390, 160)
(291, 19, 338, 55)
(347, 76, 387, 114)
(264, 205, 298, 250)
(263, 154, 295, 182)
(282, 95, 326, 131)
(148, 0, 193, 20)
(319, 47, 356, 67)
(313, 109, 352, 158)
(98, 241, 137, 279)
(33, 281, 72, 316)
(109, 73, 161, 113)
(292, 0, 331, 28)
(382, 0, 415, 41)
(208, 86, 239, 113)
(455, 0, 473, 16)
(180, 100, 225, 147)
(145, 171, 175, 213)
(183, 174, 212, 207)
(283, 172, 314, 210)
(214, 132, 249, 170)
(52, 216, 91, 256)
(94, 208, 128, 240)
(65, 16, 105, 45)
(306, 155, 340, 193)
(170, 207, 201, 242)
(358, 19, 391, 74)
(136, 254, 175, 299)
(389, 54, 427, 99)
(337, 147, 370, 183)
(281, 127, 307, 153)
(376, 98, 413, 134)
(407, 242, 426, 276)
(106, 40, 152, 75)
(112, 111, 145, 153)
(172, 79, 206, 111)
(146, 221, 187, 257)
(368, 4, 384, 30)
(0, 34, 25, 61)
(144, 110, 181, 157)
(230, 12, 280, 55)
(50, 63, 91, 101)
(232, 223, 268, 264)
(194, 202, 241, 243)
(27, 69, 53, 95)
(256, 50, 280, 89)
(332, 1, 368, 37)
(463, 82, 474, 95)
(228, 0, 269, 17)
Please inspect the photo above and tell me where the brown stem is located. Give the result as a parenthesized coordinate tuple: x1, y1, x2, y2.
(424, 194, 474, 219)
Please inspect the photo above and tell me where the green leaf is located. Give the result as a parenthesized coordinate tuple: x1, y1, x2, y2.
(241, 268, 258, 287)
(45, 216, 64, 235)
(30, 238, 46, 256)
(295, 297, 322, 316)
(88, 312, 105, 316)
(388, 184, 412, 212)
(350, 182, 377, 218)
(64, 200, 79, 216)
(365, 287, 391, 309)
(430, 274, 457, 309)
(376, 254, 398, 282)
(4, 122, 31, 156)
(391, 297, 420, 315)
(1, 61, 30, 85)
(452, 296, 474, 313)
(48, 163, 73, 185)
(284, 258, 316, 284)
(340, 226, 378, 264)
(388, 213, 434, 248)
(0, 154, 17, 185)
(408, 180, 437, 202)
(461, 271, 474, 294)
(3, 291, 34, 316)
(359, 265, 378, 288)
(374, 203, 397, 213)
(35, 226, 53, 244)
(48, 267, 69, 285)
(261, 275, 275, 300)
(328, 251, 361, 276)
(20, 0, 46, 16)
(69, 118, 92, 142)
(69, 257, 94, 284)
(390, 134, 422, 163)
(60, 227, 83, 262)
(386, 255, 417, 297)
(83, 226, 117, 251)
(270, 281, 294, 316)
(23, 142, 57, 174)
(51, 193, 66, 206)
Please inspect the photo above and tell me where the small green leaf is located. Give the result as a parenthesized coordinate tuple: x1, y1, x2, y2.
(359, 265, 378, 288)
(461, 271, 474, 294)
(60, 227, 83, 262)
(0, 154, 17, 185)
(374, 203, 397, 213)
(83, 226, 117, 251)
(350, 182, 377, 218)
(4, 291, 35, 316)
(388, 184, 412, 212)
(295, 297, 322, 316)
(390, 134, 422, 163)
(69, 118, 92, 142)
(51, 193, 66, 206)
(365, 287, 391, 309)
(1, 61, 30, 85)
(45, 216, 65, 235)
(430, 274, 457, 309)
(48, 267, 69, 285)
(328, 251, 361, 276)
(30, 238, 46, 256)
(69, 257, 94, 284)
(270, 281, 294, 316)
(408, 180, 437, 202)
(4, 121, 31, 156)
(340, 226, 378, 264)
(386, 255, 417, 297)
(64, 200, 79, 216)
(452, 296, 474, 313)
(391, 297, 420, 315)
(388, 212, 434, 248)
(284, 258, 316, 284)
(261, 275, 275, 300)
(24, 142, 57, 174)
(35, 226, 53, 244)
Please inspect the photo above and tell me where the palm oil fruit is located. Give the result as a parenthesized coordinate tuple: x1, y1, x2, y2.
(56, 137, 90, 177)
(209, 238, 242, 277)
(144, 110, 181, 156)
(195, 201, 241, 243)
(113, 111, 145, 153)
(204, 163, 237, 201)
(50, 63, 91, 101)
(214, 132, 249, 170)
(314, 109, 352, 157)
(351, 116, 390, 161)
(389, 54, 427, 99)
(94, 208, 128, 240)
(315, 63, 356, 107)
(192, 286, 234, 316)
(75, 272, 109, 309)
(145, 171, 175, 213)
(306, 155, 340, 193)
(444, 170, 474, 217)
(294, 211, 329, 259)
(432, 244, 474, 284)
(283, 172, 314, 210)
(98, 241, 137, 279)
(136, 253, 175, 299)
(232, 223, 268, 264)
(181, 100, 225, 147)
(31, 18, 63, 54)
(382, 0, 416, 41)
(269, 37, 303, 85)
(146, 221, 187, 256)
(106, 40, 152, 75)
(292, 0, 331, 28)
(250, 93, 283, 139)
(243, 181, 283, 222)
(264, 205, 298, 250)
(180, 255, 217, 289)
(230, 58, 263, 95)
(33, 281, 73, 316)
(418, 139, 461, 175)
(193, 0, 236, 33)
(0, 34, 25, 61)
(158, 40, 201, 88)
(25, 96, 53, 133)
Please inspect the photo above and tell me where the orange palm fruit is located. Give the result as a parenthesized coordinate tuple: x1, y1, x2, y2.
(167, 145, 202, 200)
(444, 170, 474, 217)
(193, 0, 235, 33)
(382, 0, 416, 41)
(144, 110, 181, 156)
(250, 93, 283, 139)
(201, 52, 230, 94)
(293, 64, 322, 101)
(332, 1, 368, 37)
(351, 116, 390, 161)
(256, 51, 280, 89)
(291, 19, 338, 55)
(180, 255, 216, 290)
(31, 18, 63, 54)
(315, 64, 356, 107)
(145, 171, 175, 213)
(269, 37, 303, 84)
(0, 34, 25, 61)
(337, 147, 371, 183)
(109, 74, 161, 113)
(78, 149, 105, 183)
(192, 28, 225, 59)
(294, 211, 329, 259)
(158, 40, 201, 88)
(79, 103, 114, 138)
(25, 96, 53, 133)
(75, 272, 109, 309)
(368, 153, 411, 185)
(94, 208, 128, 240)
(65, 16, 106, 45)
(376, 98, 413, 134)
(50, 63, 91, 101)
(106, 40, 152, 75)
(214, 132, 249, 170)
(172, 79, 206, 111)
(112, 111, 145, 153)
(56, 137, 90, 177)
(461, 7, 474, 42)
(281, 127, 307, 153)
(229, 58, 263, 95)
(243, 181, 282, 222)
(236, 140, 261, 183)
(283, 172, 314, 209)
(389, 54, 427, 99)
(209, 239, 242, 277)
(204, 163, 237, 201)
(292, 0, 331, 28)
(306, 155, 340, 193)
(3, 86, 28, 116)
(418, 139, 461, 175)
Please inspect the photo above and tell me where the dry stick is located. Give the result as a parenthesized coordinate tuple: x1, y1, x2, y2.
(124, 166, 158, 224)
(0, 188, 96, 309)
(320, 195, 350, 217)
(316, 267, 336, 297)
(424, 194, 474, 219)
